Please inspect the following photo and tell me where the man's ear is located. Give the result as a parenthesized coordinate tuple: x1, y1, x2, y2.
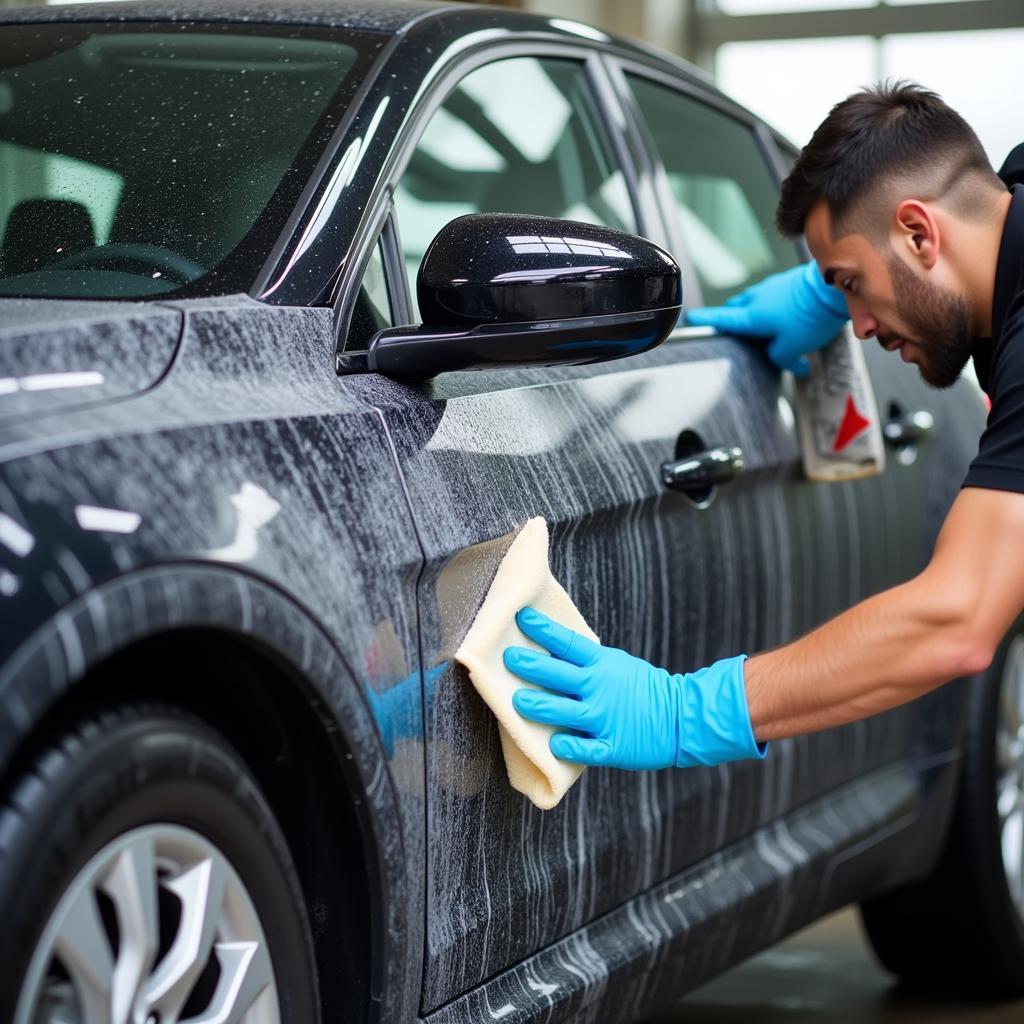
(893, 199, 939, 269)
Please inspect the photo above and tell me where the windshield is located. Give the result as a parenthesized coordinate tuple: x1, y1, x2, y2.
(0, 22, 367, 300)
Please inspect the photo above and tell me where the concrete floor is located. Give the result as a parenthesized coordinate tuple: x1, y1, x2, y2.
(644, 907, 1024, 1022)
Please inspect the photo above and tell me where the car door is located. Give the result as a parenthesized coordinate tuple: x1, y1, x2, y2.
(337, 45, 824, 1011)
(617, 62, 946, 852)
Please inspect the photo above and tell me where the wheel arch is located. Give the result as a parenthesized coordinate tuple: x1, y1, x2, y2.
(0, 563, 411, 1023)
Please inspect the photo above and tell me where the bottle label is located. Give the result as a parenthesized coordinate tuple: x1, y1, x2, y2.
(795, 328, 886, 481)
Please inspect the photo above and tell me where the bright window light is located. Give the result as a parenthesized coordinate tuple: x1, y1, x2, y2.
(717, 0, 873, 13)
(717, 25, 1019, 174)
(716, 36, 876, 147)
(881, 30, 1024, 168)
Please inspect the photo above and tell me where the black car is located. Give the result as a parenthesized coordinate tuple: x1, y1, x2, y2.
(0, 3, 1016, 1023)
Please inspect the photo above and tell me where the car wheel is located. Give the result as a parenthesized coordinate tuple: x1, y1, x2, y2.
(0, 703, 320, 1024)
(860, 623, 1024, 997)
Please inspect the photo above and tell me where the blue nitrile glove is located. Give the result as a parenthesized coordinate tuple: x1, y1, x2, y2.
(687, 260, 848, 377)
(504, 607, 766, 770)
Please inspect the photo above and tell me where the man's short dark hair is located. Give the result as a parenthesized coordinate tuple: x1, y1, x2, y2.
(776, 81, 1003, 239)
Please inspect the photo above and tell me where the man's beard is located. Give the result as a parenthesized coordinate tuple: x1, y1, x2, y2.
(885, 253, 974, 389)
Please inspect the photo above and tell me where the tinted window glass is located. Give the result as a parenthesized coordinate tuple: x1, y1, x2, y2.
(0, 24, 361, 299)
(627, 76, 800, 308)
(394, 57, 636, 319)
(347, 238, 393, 350)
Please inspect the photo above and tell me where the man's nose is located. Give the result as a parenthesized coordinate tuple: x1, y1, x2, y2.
(849, 303, 879, 340)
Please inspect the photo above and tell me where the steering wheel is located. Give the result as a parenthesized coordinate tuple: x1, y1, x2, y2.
(53, 243, 206, 284)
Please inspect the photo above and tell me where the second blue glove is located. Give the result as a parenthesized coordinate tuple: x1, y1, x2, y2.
(504, 607, 767, 770)
(687, 260, 848, 377)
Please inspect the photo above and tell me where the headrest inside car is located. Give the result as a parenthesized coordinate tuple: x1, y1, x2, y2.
(0, 198, 97, 278)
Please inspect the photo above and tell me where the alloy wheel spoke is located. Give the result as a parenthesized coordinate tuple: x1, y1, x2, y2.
(1006, 641, 1024, 733)
(34, 978, 79, 1024)
(998, 777, 1021, 821)
(183, 941, 273, 1024)
(997, 732, 1017, 774)
(997, 639, 1024, 922)
(101, 833, 160, 1023)
(1018, 824, 1024, 915)
(1002, 808, 1024, 905)
(144, 856, 228, 1021)
(22, 825, 280, 1024)
(52, 881, 116, 1024)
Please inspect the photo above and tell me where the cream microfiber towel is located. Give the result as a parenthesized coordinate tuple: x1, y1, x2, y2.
(454, 517, 599, 810)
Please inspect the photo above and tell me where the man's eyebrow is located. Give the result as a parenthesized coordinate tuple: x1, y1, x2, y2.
(823, 267, 838, 286)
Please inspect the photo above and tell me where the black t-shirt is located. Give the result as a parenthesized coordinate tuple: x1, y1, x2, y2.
(999, 143, 1024, 189)
(962, 155, 1024, 493)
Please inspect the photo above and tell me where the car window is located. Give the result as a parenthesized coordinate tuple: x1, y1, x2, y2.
(347, 237, 394, 350)
(0, 23, 365, 300)
(626, 75, 800, 309)
(393, 56, 637, 320)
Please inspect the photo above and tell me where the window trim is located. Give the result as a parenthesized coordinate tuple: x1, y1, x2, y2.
(601, 55, 703, 312)
(380, 202, 412, 327)
(335, 198, 410, 354)
(607, 55, 804, 321)
(333, 38, 652, 356)
(756, 119, 814, 264)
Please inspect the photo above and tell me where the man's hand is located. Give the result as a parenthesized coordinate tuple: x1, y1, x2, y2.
(505, 607, 766, 769)
(687, 260, 848, 376)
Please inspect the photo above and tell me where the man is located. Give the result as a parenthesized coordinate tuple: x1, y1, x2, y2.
(504, 82, 1024, 771)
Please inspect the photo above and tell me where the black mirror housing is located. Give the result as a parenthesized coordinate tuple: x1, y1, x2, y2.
(360, 213, 681, 377)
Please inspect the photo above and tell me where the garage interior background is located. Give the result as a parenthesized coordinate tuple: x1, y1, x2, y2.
(462, 0, 1024, 169)
(21, 0, 1023, 166)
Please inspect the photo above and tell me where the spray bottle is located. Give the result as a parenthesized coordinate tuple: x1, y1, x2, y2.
(793, 326, 886, 482)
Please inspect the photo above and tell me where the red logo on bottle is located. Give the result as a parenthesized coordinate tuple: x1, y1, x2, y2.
(832, 394, 870, 452)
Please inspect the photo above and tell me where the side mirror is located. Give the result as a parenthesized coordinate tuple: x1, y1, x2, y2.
(355, 213, 681, 377)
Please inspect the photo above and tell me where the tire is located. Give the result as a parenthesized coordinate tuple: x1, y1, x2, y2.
(0, 703, 321, 1024)
(860, 623, 1024, 997)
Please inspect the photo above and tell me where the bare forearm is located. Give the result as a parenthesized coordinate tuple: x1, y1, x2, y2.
(744, 488, 1024, 743)
(744, 575, 983, 742)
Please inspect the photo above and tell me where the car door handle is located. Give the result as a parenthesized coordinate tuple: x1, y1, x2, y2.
(883, 409, 935, 446)
(661, 446, 744, 492)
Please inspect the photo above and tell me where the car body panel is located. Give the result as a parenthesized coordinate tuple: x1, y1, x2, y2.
(354, 322, 983, 1009)
(0, 562, 414, 1017)
(333, 16, 987, 1005)
(0, 0, 456, 33)
(0, 296, 429, 1021)
(0, 300, 181, 424)
(424, 759, 957, 1024)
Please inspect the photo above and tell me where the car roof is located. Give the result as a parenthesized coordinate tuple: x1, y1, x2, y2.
(0, 0, 706, 84)
(0, 0, 458, 32)
(1, 0, 733, 105)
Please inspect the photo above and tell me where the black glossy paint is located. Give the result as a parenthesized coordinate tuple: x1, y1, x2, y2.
(363, 213, 681, 376)
(0, 300, 181, 422)
(353, 331, 979, 1013)
(0, 3, 991, 1024)
(364, 310, 674, 376)
(417, 213, 681, 324)
(0, 297, 428, 1023)
(425, 760, 959, 1024)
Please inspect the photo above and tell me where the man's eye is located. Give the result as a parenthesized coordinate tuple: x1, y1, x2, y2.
(842, 278, 856, 294)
